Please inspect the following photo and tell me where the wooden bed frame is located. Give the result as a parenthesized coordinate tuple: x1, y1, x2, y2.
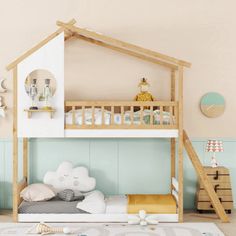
(17, 177, 180, 223)
(6, 19, 229, 223)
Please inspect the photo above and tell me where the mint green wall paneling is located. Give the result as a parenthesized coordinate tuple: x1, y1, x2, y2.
(29, 139, 90, 183)
(183, 141, 205, 209)
(118, 139, 170, 194)
(0, 141, 5, 209)
(0, 138, 236, 210)
(90, 140, 118, 195)
(4, 141, 13, 209)
(18, 140, 23, 181)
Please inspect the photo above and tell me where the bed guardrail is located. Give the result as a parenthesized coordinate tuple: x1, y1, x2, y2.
(172, 177, 179, 204)
(65, 101, 179, 129)
(17, 177, 28, 206)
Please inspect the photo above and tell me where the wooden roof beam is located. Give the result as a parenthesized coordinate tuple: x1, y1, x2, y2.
(57, 21, 191, 68)
(74, 34, 178, 70)
(6, 19, 77, 71)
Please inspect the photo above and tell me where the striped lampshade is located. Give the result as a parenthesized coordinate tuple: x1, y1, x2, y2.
(206, 140, 224, 152)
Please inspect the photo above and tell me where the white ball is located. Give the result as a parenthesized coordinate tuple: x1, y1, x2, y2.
(63, 227, 71, 234)
(139, 210, 146, 219)
(140, 220, 147, 226)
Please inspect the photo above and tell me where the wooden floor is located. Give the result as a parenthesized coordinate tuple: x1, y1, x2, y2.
(184, 210, 236, 236)
(0, 210, 235, 235)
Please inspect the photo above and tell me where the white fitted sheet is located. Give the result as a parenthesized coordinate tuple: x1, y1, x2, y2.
(105, 195, 127, 214)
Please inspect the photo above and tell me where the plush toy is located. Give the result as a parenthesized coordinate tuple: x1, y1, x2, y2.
(35, 223, 72, 235)
(43, 161, 96, 193)
(128, 210, 159, 226)
(135, 78, 155, 102)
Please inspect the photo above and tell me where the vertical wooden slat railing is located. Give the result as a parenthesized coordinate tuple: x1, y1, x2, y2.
(111, 106, 114, 125)
(91, 106, 95, 126)
(72, 106, 76, 125)
(121, 106, 124, 125)
(169, 106, 173, 125)
(65, 101, 178, 129)
(140, 106, 144, 125)
(101, 106, 105, 125)
(130, 106, 134, 125)
(82, 106, 85, 125)
(160, 106, 163, 125)
(150, 106, 153, 125)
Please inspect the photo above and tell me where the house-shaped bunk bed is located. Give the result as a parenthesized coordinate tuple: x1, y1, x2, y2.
(6, 19, 229, 223)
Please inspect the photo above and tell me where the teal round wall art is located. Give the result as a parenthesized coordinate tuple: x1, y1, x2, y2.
(200, 92, 225, 118)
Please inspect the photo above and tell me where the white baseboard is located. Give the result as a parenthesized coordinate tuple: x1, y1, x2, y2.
(18, 213, 178, 223)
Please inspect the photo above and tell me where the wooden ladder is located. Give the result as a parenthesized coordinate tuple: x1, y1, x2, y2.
(183, 130, 229, 223)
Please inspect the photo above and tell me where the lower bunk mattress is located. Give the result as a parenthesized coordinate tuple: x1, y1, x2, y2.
(18, 194, 177, 214)
(18, 197, 88, 214)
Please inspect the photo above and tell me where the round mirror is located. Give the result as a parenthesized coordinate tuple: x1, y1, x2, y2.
(25, 69, 56, 98)
(25, 69, 56, 110)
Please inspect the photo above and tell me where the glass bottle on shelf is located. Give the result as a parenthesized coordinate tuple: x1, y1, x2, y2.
(42, 78, 52, 110)
(29, 79, 38, 110)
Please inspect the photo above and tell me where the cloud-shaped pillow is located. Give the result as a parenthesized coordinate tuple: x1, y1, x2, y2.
(43, 161, 96, 193)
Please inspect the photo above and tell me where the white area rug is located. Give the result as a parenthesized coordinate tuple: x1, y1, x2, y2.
(0, 223, 224, 236)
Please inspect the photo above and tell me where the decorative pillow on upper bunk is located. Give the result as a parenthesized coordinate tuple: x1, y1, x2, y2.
(43, 161, 96, 193)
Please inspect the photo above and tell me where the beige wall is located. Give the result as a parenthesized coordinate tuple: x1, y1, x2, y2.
(0, 0, 235, 138)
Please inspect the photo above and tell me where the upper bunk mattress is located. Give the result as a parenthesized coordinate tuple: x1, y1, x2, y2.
(18, 197, 88, 214)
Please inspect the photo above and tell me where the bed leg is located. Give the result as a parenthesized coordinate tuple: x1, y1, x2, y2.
(13, 66, 18, 222)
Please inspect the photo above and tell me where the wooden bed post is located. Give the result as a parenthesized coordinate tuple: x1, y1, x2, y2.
(23, 138, 28, 183)
(178, 66, 184, 222)
(170, 70, 176, 190)
(13, 66, 18, 222)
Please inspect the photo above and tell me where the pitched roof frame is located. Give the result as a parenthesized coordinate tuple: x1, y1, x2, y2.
(74, 34, 178, 70)
(6, 19, 76, 71)
(6, 18, 191, 71)
(57, 20, 191, 68)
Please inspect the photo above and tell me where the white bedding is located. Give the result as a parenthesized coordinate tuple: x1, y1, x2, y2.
(77, 190, 106, 214)
(65, 108, 174, 126)
(76, 192, 127, 214)
(105, 195, 127, 214)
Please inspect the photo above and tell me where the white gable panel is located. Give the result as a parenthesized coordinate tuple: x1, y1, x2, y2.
(17, 33, 64, 137)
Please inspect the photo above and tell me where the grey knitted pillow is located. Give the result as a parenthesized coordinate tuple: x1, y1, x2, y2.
(58, 189, 84, 202)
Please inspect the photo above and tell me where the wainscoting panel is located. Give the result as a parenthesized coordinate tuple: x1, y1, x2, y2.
(90, 140, 118, 195)
(118, 139, 170, 194)
(0, 138, 235, 210)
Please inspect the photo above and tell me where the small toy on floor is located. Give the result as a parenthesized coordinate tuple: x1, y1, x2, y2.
(28, 222, 72, 235)
(128, 210, 159, 226)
